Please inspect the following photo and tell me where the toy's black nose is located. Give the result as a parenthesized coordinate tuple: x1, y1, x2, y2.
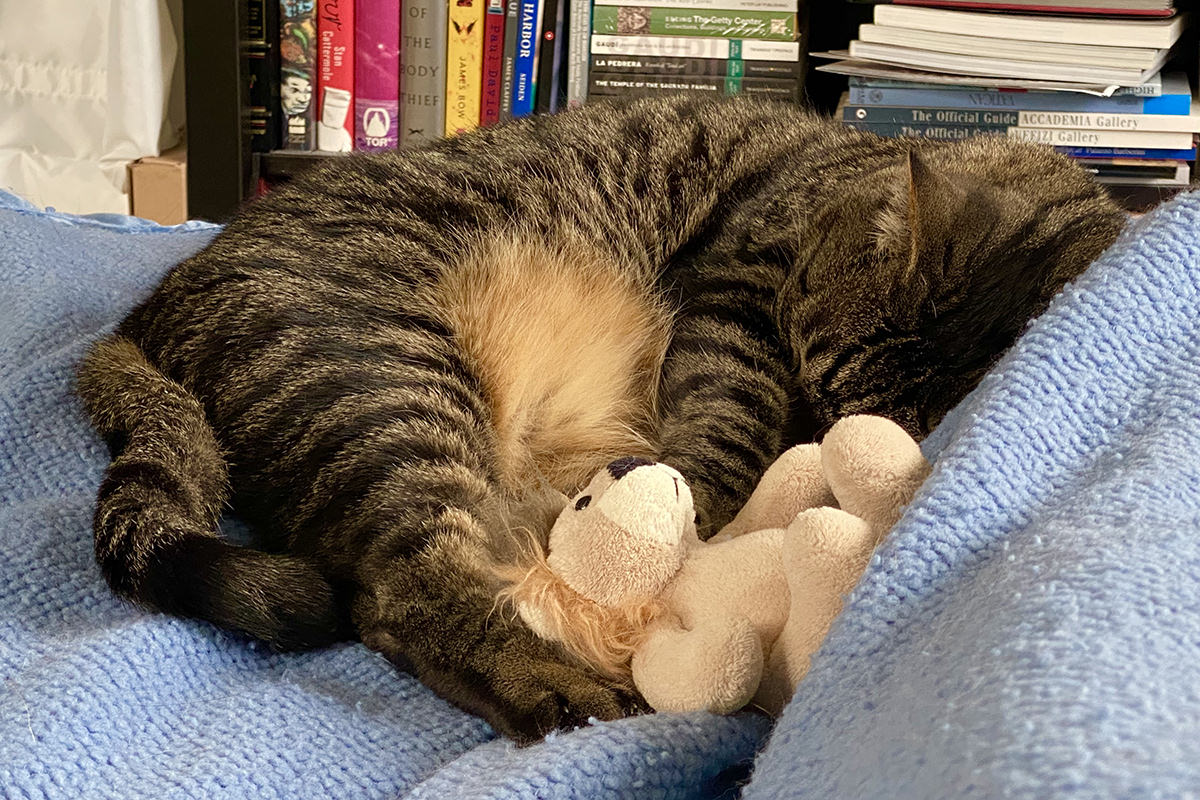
(606, 456, 654, 480)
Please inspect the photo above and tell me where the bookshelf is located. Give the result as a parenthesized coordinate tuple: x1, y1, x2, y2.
(180, 0, 1190, 221)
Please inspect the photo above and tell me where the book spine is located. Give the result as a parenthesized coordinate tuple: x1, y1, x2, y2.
(1019, 110, 1196, 133)
(401, 0, 448, 144)
(893, 0, 1176, 17)
(845, 86, 1184, 114)
(245, 0, 281, 152)
(280, 0, 318, 149)
(1009, 127, 1194, 149)
(500, 0, 522, 118)
(481, 0, 506, 125)
(589, 72, 800, 100)
(590, 33, 800, 61)
(588, 32, 796, 61)
(446, 0, 486, 134)
(848, 74, 1165, 98)
(1056, 145, 1198, 160)
(590, 54, 802, 78)
(590, 6, 797, 41)
(512, 0, 542, 116)
(317, 0, 355, 152)
(843, 106, 1019, 125)
(565, 0, 591, 106)
(355, 0, 401, 151)
(844, 120, 1007, 140)
(595, 0, 796, 11)
(535, 0, 565, 113)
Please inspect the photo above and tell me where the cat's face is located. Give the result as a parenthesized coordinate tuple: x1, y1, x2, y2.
(785, 141, 1126, 438)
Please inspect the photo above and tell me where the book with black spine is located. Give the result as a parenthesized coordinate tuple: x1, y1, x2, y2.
(588, 71, 801, 100)
(535, 0, 568, 113)
(244, 0, 281, 152)
(590, 53, 804, 78)
(500, 0, 522, 118)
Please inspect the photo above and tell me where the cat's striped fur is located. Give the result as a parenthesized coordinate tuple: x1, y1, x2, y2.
(76, 96, 1124, 740)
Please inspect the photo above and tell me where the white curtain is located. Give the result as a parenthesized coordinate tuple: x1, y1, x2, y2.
(0, 0, 184, 214)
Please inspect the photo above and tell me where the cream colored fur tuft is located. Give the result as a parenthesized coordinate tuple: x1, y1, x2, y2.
(435, 232, 672, 493)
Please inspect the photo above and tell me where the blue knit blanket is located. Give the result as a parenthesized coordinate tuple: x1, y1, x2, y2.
(2, 186, 1198, 799)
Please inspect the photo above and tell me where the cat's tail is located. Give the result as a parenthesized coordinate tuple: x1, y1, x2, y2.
(76, 335, 345, 650)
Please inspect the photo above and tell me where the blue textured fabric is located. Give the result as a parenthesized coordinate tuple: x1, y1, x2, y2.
(0, 192, 767, 800)
(745, 192, 1200, 799)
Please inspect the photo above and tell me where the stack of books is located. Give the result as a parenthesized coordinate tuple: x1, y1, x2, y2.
(582, 0, 809, 102)
(817, 2, 1197, 187)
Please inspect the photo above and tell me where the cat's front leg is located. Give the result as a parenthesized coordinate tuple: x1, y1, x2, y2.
(656, 258, 793, 537)
(352, 530, 645, 742)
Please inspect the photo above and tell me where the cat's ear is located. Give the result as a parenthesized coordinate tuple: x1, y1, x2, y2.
(877, 150, 968, 277)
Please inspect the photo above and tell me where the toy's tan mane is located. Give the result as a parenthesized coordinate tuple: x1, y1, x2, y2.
(494, 529, 665, 679)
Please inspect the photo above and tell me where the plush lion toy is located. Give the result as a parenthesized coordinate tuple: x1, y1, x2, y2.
(501, 415, 931, 716)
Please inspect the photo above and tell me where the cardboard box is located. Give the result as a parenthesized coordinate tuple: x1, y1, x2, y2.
(129, 144, 187, 224)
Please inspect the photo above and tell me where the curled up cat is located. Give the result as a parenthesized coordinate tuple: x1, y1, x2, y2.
(75, 96, 1124, 741)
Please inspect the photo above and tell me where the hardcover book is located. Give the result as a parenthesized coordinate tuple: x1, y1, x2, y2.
(535, 0, 568, 113)
(402, 0, 448, 144)
(280, 0, 318, 149)
(245, 0, 281, 152)
(317, 0, 355, 152)
(481, 0, 507, 125)
(446, 0, 486, 133)
(356, 0, 401, 151)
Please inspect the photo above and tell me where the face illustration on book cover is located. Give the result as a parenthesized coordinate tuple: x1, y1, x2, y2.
(281, 0, 317, 137)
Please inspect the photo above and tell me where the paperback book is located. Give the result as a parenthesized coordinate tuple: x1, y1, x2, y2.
(590, 6, 800, 41)
(512, 0, 544, 116)
(355, 0, 401, 151)
(591, 54, 805, 78)
(589, 72, 801, 100)
(280, 0, 318, 149)
(501, 0, 522, 118)
(591, 33, 802, 61)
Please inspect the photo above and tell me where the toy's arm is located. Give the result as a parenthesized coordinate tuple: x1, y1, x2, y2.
(631, 611, 763, 715)
(715, 443, 835, 541)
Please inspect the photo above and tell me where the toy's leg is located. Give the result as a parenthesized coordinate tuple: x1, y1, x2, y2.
(655, 258, 793, 538)
(821, 415, 932, 540)
(632, 613, 764, 715)
(760, 507, 876, 715)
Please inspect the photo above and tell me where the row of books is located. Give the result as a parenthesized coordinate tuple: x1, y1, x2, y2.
(818, 2, 1198, 187)
(244, 0, 810, 154)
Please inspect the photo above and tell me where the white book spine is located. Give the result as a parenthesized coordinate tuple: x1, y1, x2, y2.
(874, 5, 1183, 49)
(1008, 126, 1194, 149)
(590, 33, 800, 60)
(1019, 110, 1200, 133)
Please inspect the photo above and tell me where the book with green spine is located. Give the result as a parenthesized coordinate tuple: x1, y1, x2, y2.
(591, 6, 798, 41)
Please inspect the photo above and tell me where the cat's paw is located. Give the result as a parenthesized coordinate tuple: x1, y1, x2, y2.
(478, 631, 649, 743)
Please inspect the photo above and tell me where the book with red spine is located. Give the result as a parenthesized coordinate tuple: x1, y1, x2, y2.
(317, 0, 355, 151)
(481, 0, 506, 125)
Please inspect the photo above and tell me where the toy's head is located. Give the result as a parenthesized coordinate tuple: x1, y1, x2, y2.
(499, 456, 696, 676)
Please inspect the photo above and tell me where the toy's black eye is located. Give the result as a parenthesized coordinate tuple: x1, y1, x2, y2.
(574, 495, 591, 511)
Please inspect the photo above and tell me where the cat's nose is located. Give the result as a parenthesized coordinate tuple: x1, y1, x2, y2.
(606, 456, 654, 480)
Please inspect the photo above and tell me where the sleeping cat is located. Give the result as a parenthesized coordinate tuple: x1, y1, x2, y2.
(76, 96, 1124, 741)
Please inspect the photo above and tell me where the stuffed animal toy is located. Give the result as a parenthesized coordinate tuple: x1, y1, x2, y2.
(501, 415, 931, 716)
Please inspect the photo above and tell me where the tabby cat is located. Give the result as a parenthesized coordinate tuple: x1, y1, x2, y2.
(76, 96, 1124, 741)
